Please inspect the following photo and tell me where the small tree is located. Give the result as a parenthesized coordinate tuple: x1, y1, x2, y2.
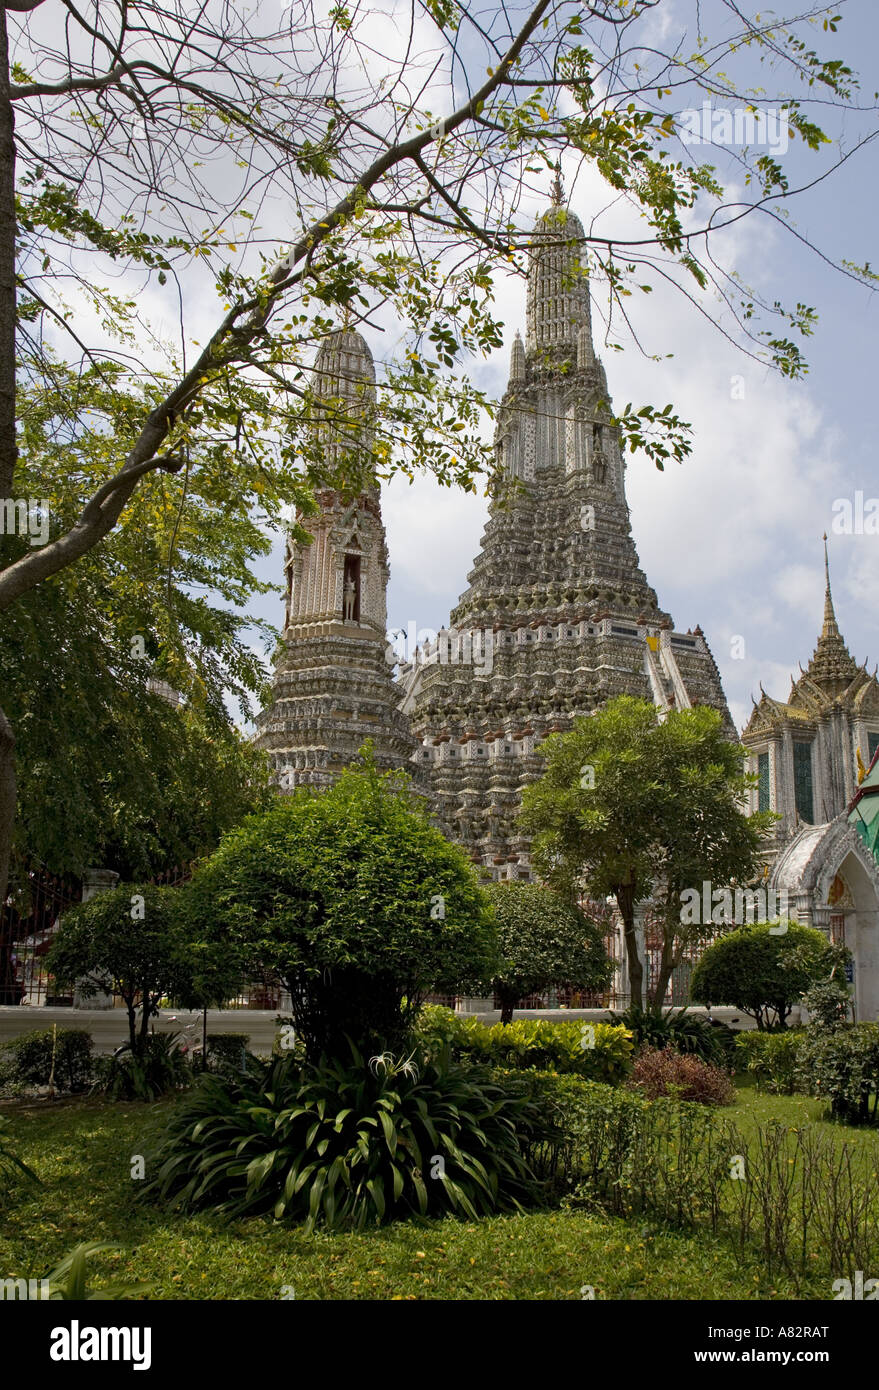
(46, 884, 207, 1056)
(689, 920, 846, 1031)
(521, 697, 773, 1010)
(487, 883, 611, 1024)
(180, 755, 498, 1059)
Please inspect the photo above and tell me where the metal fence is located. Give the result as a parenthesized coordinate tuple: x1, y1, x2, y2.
(0, 860, 81, 1006)
(0, 858, 286, 1012)
(2, 866, 714, 1016)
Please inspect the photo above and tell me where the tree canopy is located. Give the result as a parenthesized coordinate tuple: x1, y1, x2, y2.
(487, 881, 612, 1023)
(45, 882, 219, 1053)
(521, 696, 773, 1008)
(178, 754, 498, 1057)
(690, 919, 846, 1030)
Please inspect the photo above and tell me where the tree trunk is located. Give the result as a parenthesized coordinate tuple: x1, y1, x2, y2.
(499, 997, 515, 1025)
(0, 13, 18, 907)
(0, 8, 16, 502)
(650, 926, 681, 1013)
(138, 983, 151, 1055)
(0, 702, 14, 909)
(615, 882, 643, 1010)
(126, 998, 138, 1054)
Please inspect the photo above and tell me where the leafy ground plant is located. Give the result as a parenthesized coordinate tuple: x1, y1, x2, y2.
(2, 1242, 151, 1300)
(144, 1047, 546, 1230)
(0, 1115, 39, 1196)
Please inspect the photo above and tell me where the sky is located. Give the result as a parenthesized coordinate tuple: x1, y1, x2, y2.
(238, 1, 879, 736)
(16, 0, 879, 739)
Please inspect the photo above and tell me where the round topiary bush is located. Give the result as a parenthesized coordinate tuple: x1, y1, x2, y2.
(486, 882, 612, 1023)
(690, 919, 844, 1030)
(179, 757, 498, 1058)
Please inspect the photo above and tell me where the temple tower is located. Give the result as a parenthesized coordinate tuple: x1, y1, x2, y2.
(255, 329, 414, 788)
(401, 190, 732, 876)
(742, 535, 879, 846)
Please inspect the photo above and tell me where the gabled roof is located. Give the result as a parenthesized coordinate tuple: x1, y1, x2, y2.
(848, 744, 879, 858)
(742, 536, 877, 740)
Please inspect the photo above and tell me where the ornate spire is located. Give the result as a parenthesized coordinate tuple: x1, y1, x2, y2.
(550, 161, 564, 206)
(806, 534, 859, 691)
(525, 195, 592, 356)
(509, 330, 525, 383)
(313, 328, 376, 410)
(821, 531, 841, 640)
(312, 327, 377, 479)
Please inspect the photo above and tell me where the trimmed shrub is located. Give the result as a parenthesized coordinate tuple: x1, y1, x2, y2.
(415, 1006, 634, 1084)
(690, 919, 844, 1030)
(798, 1023, 879, 1125)
(179, 760, 498, 1058)
(4, 1028, 94, 1093)
(628, 1047, 736, 1105)
(612, 1005, 736, 1069)
(485, 882, 612, 1023)
(801, 979, 851, 1030)
(144, 1047, 547, 1229)
(95, 1034, 191, 1101)
(735, 1029, 805, 1094)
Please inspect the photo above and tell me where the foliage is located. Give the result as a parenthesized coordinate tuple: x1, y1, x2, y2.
(485, 883, 612, 1023)
(801, 978, 852, 1030)
(612, 1005, 736, 1070)
(7, 1243, 153, 1301)
(180, 758, 498, 1057)
(144, 1047, 545, 1230)
(690, 920, 845, 1030)
(734, 1030, 806, 1096)
(95, 1034, 193, 1103)
(521, 697, 772, 1009)
(3, 1027, 93, 1093)
(0, 1116, 39, 1197)
(416, 1006, 633, 1085)
(628, 1048, 736, 1107)
(4, 369, 275, 879)
(798, 1023, 879, 1127)
(46, 883, 236, 1056)
(205, 1034, 252, 1075)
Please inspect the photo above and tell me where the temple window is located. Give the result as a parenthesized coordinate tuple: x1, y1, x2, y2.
(757, 751, 770, 813)
(793, 741, 814, 824)
(869, 731, 879, 764)
(343, 553, 361, 623)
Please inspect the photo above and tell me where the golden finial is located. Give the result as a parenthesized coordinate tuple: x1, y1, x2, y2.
(857, 746, 867, 784)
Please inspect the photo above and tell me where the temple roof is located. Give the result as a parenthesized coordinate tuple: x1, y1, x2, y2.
(848, 746, 879, 858)
(742, 538, 879, 738)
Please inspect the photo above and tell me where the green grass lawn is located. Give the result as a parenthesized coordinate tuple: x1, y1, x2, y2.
(0, 1087, 852, 1300)
(731, 1076, 879, 1158)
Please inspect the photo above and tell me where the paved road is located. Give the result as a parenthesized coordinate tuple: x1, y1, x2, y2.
(0, 1004, 752, 1054)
